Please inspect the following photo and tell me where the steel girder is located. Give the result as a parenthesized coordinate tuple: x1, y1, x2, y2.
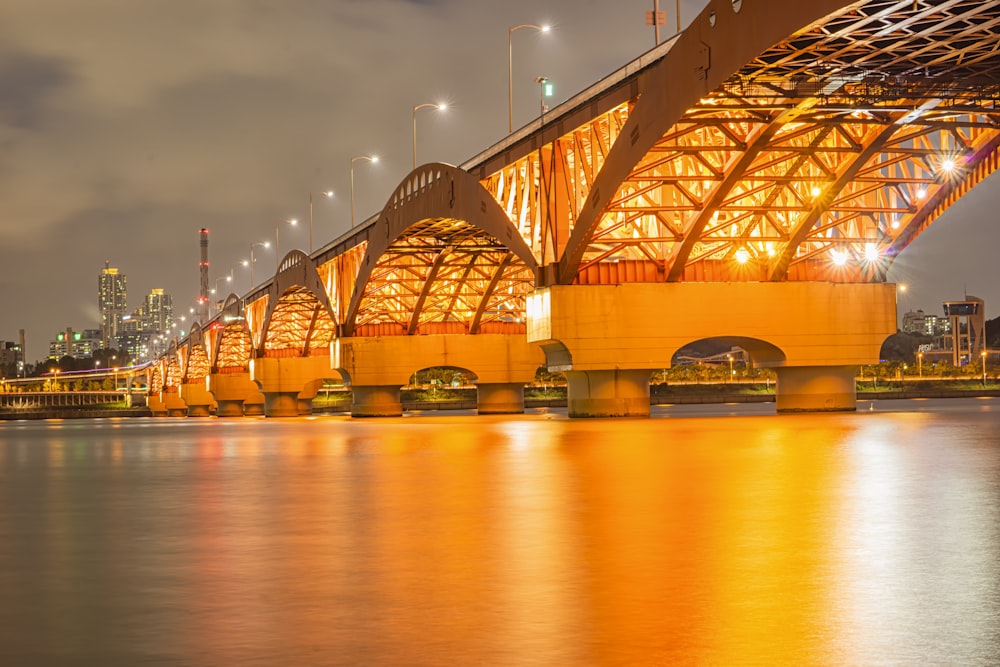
(474, 0, 1000, 286)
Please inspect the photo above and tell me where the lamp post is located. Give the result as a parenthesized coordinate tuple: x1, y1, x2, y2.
(917, 351, 923, 378)
(727, 354, 734, 382)
(350, 155, 378, 229)
(275, 218, 297, 270)
(412, 103, 447, 169)
(247, 241, 270, 288)
(308, 191, 334, 253)
(508, 23, 550, 133)
(982, 350, 988, 387)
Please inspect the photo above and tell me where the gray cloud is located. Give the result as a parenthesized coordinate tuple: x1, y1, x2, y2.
(0, 52, 74, 129)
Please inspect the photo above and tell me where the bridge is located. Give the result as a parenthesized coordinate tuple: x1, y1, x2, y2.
(148, 0, 1000, 418)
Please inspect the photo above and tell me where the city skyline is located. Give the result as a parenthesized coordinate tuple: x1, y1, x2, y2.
(1, 0, 998, 361)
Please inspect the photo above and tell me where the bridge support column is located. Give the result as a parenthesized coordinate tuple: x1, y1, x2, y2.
(162, 387, 188, 417)
(243, 393, 265, 416)
(476, 382, 525, 414)
(263, 392, 300, 418)
(147, 394, 168, 417)
(775, 365, 857, 413)
(565, 369, 652, 418)
(250, 356, 336, 419)
(180, 382, 214, 417)
(351, 385, 403, 418)
(208, 372, 264, 417)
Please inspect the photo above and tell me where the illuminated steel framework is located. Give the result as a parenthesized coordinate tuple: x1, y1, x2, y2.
(163, 1, 1000, 368)
(481, 0, 1000, 285)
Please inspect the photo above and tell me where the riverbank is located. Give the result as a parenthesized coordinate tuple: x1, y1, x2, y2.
(3, 381, 998, 419)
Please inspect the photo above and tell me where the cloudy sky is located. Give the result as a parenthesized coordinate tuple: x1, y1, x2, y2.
(1, 0, 997, 362)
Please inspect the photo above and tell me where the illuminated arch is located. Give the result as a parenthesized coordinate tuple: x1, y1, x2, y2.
(212, 294, 253, 371)
(164, 343, 183, 389)
(258, 250, 337, 357)
(344, 163, 538, 337)
(557, 0, 1000, 284)
(182, 322, 211, 382)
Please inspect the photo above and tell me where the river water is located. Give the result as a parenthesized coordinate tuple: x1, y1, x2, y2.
(1, 399, 998, 666)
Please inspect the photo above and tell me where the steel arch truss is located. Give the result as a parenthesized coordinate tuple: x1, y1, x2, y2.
(561, 0, 1000, 284)
(164, 346, 183, 389)
(213, 294, 253, 371)
(259, 250, 337, 357)
(345, 164, 538, 337)
(481, 103, 633, 264)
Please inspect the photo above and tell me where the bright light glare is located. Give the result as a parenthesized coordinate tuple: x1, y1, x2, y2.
(916, 189, 927, 200)
(941, 158, 956, 172)
(864, 244, 879, 261)
(831, 250, 848, 266)
(735, 247, 750, 264)
(891, 219, 900, 229)
(541, 25, 551, 32)
(811, 186, 822, 197)
(438, 103, 448, 111)
(324, 191, 334, 197)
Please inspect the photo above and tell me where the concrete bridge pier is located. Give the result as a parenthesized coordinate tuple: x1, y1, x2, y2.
(251, 356, 334, 418)
(351, 385, 403, 418)
(180, 382, 214, 417)
(476, 382, 527, 415)
(528, 283, 895, 417)
(162, 387, 188, 417)
(565, 369, 653, 418)
(335, 334, 544, 418)
(147, 394, 168, 417)
(208, 372, 264, 417)
(774, 365, 858, 412)
(243, 393, 265, 416)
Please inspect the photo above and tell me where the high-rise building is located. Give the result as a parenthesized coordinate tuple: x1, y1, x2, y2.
(142, 288, 173, 334)
(98, 260, 127, 349)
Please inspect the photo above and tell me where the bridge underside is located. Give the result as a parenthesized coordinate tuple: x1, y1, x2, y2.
(482, 0, 1000, 286)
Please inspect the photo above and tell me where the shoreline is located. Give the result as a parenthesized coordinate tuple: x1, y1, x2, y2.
(3, 386, 1000, 420)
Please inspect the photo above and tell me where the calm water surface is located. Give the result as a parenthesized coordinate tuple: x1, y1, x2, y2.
(1, 399, 998, 666)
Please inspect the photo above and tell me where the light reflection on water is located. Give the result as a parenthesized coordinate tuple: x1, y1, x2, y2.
(0, 399, 998, 666)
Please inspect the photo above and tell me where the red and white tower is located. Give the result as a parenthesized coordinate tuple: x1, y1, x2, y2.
(198, 228, 210, 325)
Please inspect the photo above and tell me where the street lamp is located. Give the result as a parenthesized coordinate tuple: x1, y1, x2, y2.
(508, 23, 550, 133)
(982, 350, 988, 386)
(727, 354, 734, 382)
(917, 351, 923, 378)
(412, 102, 447, 169)
(350, 155, 379, 229)
(308, 191, 334, 253)
(275, 218, 298, 269)
(247, 241, 270, 288)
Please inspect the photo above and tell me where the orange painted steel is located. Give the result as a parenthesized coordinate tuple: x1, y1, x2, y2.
(172, 0, 1000, 360)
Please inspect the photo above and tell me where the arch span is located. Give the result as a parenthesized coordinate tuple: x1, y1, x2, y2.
(343, 163, 538, 337)
(259, 250, 337, 357)
(557, 0, 1000, 285)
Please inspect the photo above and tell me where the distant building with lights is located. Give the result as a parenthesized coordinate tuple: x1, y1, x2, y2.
(48, 328, 103, 360)
(0, 339, 25, 378)
(98, 261, 127, 348)
(901, 309, 951, 337)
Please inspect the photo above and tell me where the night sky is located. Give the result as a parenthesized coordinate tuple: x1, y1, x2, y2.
(2, 0, 998, 362)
